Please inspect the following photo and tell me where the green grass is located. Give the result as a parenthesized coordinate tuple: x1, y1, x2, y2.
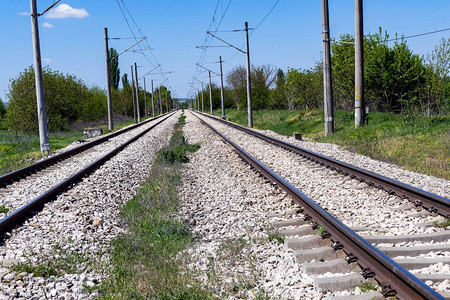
(215, 109, 450, 179)
(0, 118, 136, 176)
(99, 114, 210, 299)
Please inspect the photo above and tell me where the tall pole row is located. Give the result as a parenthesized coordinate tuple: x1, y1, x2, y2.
(355, 0, 365, 127)
(143, 77, 147, 118)
(244, 22, 253, 128)
(321, 0, 334, 135)
(159, 88, 162, 114)
(30, 0, 50, 156)
(134, 63, 141, 122)
(104, 28, 113, 130)
(151, 79, 155, 117)
(201, 82, 204, 112)
(130, 65, 136, 123)
(219, 56, 225, 119)
(208, 71, 213, 114)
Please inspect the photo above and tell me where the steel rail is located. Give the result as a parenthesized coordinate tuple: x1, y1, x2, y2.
(0, 113, 168, 188)
(196, 111, 449, 218)
(0, 112, 176, 238)
(191, 111, 445, 300)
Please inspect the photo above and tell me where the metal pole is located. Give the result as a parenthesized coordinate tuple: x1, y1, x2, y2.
(209, 71, 213, 114)
(151, 79, 155, 117)
(30, 0, 50, 156)
(131, 65, 136, 123)
(321, 0, 334, 135)
(165, 92, 168, 113)
(134, 63, 141, 122)
(245, 22, 253, 128)
(104, 28, 113, 130)
(355, 0, 365, 127)
(201, 82, 204, 112)
(143, 77, 147, 118)
(159, 88, 162, 114)
(219, 56, 225, 118)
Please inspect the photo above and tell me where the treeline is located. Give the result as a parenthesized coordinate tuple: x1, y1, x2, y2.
(4, 51, 173, 133)
(191, 32, 449, 116)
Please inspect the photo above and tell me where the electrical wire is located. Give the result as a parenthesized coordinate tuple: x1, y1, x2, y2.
(386, 27, 450, 42)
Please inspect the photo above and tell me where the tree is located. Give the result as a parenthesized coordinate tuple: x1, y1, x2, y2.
(421, 37, 450, 115)
(286, 67, 323, 111)
(0, 98, 6, 118)
(250, 65, 277, 110)
(6, 66, 90, 132)
(269, 69, 288, 109)
(109, 48, 120, 89)
(122, 73, 130, 89)
(226, 66, 246, 110)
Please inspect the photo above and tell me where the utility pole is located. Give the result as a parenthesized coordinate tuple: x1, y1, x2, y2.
(159, 88, 162, 114)
(30, 0, 50, 156)
(134, 63, 141, 122)
(131, 65, 137, 123)
(355, 0, 365, 127)
(104, 28, 114, 130)
(219, 56, 225, 119)
(143, 77, 147, 118)
(208, 71, 213, 114)
(151, 79, 155, 117)
(201, 82, 204, 112)
(244, 22, 253, 128)
(321, 0, 334, 135)
(165, 92, 168, 113)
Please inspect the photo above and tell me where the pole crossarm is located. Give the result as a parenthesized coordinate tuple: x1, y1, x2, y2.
(38, 0, 61, 16)
(196, 45, 232, 49)
(192, 77, 205, 84)
(206, 31, 246, 54)
(196, 63, 220, 77)
(138, 64, 161, 80)
(114, 36, 148, 59)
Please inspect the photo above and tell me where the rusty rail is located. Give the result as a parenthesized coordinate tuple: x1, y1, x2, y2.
(0, 112, 176, 238)
(0, 113, 167, 188)
(196, 111, 449, 218)
(192, 111, 445, 300)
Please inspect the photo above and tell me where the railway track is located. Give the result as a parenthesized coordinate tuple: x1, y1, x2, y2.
(0, 113, 166, 189)
(0, 112, 176, 238)
(190, 110, 449, 299)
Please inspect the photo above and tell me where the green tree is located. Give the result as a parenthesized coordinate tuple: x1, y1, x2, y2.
(251, 65, 277, 110)
(6, 66, 89, 132)
(122, 73, 130, 89)
(269, 69, 288, 109)
(226, 65, 246, 110)
(285, 66, 323, 111)
(109, 48, 120, 89)
(421, 37, 450, 115)
(0, 98, 6, 118)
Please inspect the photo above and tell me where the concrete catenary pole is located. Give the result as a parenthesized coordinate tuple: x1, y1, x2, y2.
(159, 88, 162, 114)
(208, 71, 213, 114)
(219, 56, 225, 118)
(201, 82, 204, 112)
(134, 63, 141, 122)
(143, 77, 147, 118)
(321, 0, 334, 135)
(104, 28, 114, 130)
(355, 0, 365, 127)
(151, 79, 155, 117)
(130, 65, 136, 123)
(30, 0, 50, 156)
(245, 22, 253, 128)
(165, 92, 168, 113)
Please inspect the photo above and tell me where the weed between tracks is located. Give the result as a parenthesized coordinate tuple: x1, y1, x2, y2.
(98, 114, 209, 299)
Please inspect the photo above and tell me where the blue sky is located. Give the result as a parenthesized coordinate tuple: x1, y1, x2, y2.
(1, 0, 449, 102)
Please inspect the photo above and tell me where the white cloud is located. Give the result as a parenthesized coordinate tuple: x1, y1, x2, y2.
(42, 58, 53, 64)
(42, 22, 53, 28)
(19, 12, 29, 16)
(44, 4, 89, 19)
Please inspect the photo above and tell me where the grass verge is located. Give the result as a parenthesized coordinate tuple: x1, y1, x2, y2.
(99, 114, 210, 299)
(215, 109, 449, 179)
(0, 118, 136, 176)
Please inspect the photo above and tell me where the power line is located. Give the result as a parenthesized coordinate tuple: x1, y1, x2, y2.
(386, 27, 450, 42)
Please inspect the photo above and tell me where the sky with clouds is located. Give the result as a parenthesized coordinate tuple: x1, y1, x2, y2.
(1, 0, 449, 102)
